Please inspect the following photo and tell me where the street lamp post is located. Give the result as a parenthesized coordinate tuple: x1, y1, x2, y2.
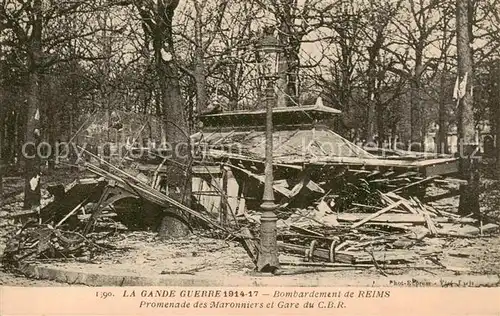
(256, 27, 282, 273)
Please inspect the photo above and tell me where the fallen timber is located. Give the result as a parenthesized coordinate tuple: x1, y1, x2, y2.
(278, 241, 440, 264)
(5, 153, 495, 272)
(2, 161, 262, 269)
(336, 213, 476, 224)
(85, 107, 499, 272)
(3, 106, 498, 275)
(82, 161, 227, 233)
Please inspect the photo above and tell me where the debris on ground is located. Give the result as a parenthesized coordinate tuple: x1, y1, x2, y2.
(1, 107, 499, 277)
(3, 156, 496, 276)
(1, 220, 113, 270)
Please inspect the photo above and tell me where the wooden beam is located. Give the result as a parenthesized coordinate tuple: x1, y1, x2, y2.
(389, 176, 439, 194)
(337, 213, 476, 224)
(351, 201, 403, 228)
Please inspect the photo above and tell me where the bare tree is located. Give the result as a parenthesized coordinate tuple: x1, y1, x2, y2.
(0, 0, 44, 210)
(362, 0, 403, 143)
(311, 1, 365, 136)
(436, 1, 456, 153)
(456, 0, 475, 151)
(176, 0, 230, 114)
(456, 0, 479, 216)
(0, 42, 4, 198)
(494, 60, 500, 179)
(1, 0, 129, 210)
(133, 0, 190, 238)
(255, 0, 338, 108)
(385, 0, 444, 150)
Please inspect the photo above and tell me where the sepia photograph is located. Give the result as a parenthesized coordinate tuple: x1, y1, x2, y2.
(0, 0, 499, 314)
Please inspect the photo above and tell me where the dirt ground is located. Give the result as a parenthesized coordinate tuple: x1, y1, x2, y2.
(1, 167, 500, 286)
(2, 232, 500, 287)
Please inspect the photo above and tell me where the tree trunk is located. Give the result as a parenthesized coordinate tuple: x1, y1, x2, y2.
(337, 31, 353, 136)
(4, 110, 12, 166)
(193, 1, 208, 115)
(375, 92, 385, 148)
(24, 68, 42, 210)
(152, 0, 190, 239)
(0, 102, 3, 199)
(287, 38, 300, 106)
(438, 6, 451, 154)
(456, 0, 476, 151)
(437, 71, 448, 154)
(375, 59, 389, 147)
(410, 51, 424, 151)
(194, 55, 207, 114)
(456, 0, 479, 217)
(24, 0, 43, 211)
(46, 77, 57, 170)
(17, 106, 26, 170)
(0, 44, 4, 198)
(494, 60, 500, 179)
(365, 49, 377, 143)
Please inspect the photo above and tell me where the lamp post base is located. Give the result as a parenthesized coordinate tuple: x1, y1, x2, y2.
(256, 201, 280, 273)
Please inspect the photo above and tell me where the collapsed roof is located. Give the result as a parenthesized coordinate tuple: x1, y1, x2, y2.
(197, 104, 458, 177)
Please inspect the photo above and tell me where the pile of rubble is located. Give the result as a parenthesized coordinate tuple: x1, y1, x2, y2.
(1, 106, 499, 275)
(273, 190, 496, 268)
(1, 159, 235, 270)
(1, 158, 499, 274)
(1, 221, 112, 267)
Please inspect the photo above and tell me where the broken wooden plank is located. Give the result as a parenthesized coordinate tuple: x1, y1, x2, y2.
(55, 198, 88, 228)
(426, 205, 460, 218)
(389, 176, 439, 194)
(421, 211, 438, 236)
(385, 193, 421, 215)
(447, 249, 472, 258)
(278, 233, 338, 241)
(380, 192, 418, 215)
(351, 201, 404, 229)
(395, 171, 418, 179)
(379, 192, 396, 206)
(289, 225, 325, 237)
(347, 238, 397, 250)
(346, 169, 373, 176)
(316, 199, 333, 214)
(412, 198, 439, 236)
(366, 171, 381, 179)
(363, 223, 413, 231)
(349, 249, 440, 264)
(284, 170, 325, 208)
(337, 213, 476, 224)
(352, 203, 379, 210)
(394, 196, 421, 215)
(344, 251, 417, 264)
